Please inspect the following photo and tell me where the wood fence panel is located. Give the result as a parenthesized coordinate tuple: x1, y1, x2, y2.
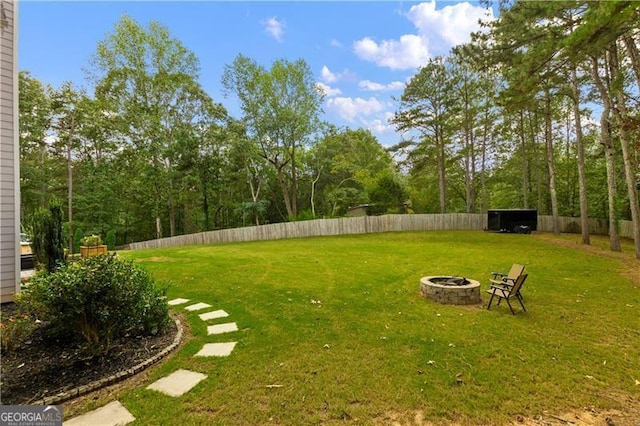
(126, 214, 627, 250)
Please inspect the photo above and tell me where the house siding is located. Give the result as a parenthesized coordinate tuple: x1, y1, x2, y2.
(0, 0, 19, 303)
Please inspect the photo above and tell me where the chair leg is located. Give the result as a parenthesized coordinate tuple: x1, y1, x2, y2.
(487, 292, 496, 310)
(505, 298, 515, 315)
(517, 296, 526, 312)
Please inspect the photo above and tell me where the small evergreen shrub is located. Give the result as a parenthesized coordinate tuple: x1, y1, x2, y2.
(30, 201, 65, 273)
(22, 254, 169, 355)
(73, 227, 84, 254)
(105, 230, 116, 250)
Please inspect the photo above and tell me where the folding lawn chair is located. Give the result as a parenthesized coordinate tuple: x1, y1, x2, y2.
(486, 273, 528, 315)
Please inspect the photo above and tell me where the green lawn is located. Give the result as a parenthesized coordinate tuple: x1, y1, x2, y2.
(102, 231, 638, 424)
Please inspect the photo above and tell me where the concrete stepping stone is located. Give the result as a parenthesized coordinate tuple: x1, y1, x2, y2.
(146, 369, 207, 397)
(198, 309, 229, 321)
(184, 302, 211, 311)
(195, 342, 237, 357)
(65, 400, 135, 426)
(207, 322, 238, 335)
(168, 298, 190, 306)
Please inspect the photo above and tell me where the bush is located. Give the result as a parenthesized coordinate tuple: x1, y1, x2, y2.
(30, 201, 65, 273)
(21, 254, 169, 355)
(73, 227, 84, 254)
(80, 234, 103, 247)
(105, 230, 116, 251)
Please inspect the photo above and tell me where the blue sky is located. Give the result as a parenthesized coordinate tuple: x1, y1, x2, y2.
(19, 1, 493, 146)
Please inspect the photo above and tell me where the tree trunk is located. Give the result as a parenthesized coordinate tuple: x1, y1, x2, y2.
(610, 44, 640, 259)
(310, 166, 321, 219)
(570, 66, 590, 245)
(201, 175, 210, 231)
(437, 130, 446, 214)
(480, 113, 488, 213)
(155, 216, 162, 240)
(276, 165, 294, 219)
(247, 164, 262, 226)
(168, 195, 176, 237)
(518, 110, 530, 209)
(528, 110, 544, 212)
(623, 34, 640, 89)
(544, 89, 560, 235)
(590, 54, 621, 252)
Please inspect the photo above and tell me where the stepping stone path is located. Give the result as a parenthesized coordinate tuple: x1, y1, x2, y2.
(65, 401, 135, 426)
(146, 369, 207, 397)
(66, 297, 240, 425)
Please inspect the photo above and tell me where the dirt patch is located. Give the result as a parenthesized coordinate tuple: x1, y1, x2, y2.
(374, 406, 640, 425)
(0, 304, 183, 405)
(138, 256, 175, 263)
(534, 233, 640, 287)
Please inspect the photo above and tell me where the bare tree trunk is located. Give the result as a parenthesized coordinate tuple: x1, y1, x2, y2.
(610, 44, 640, 259)
(155, 216, 162, 240)
(436, 129, 446, 214)
(480, 111, 488, 213)
(544, 89, 560, 235)
(518, 110, 530, 209)
(168, 195, 176, 237)
(623, 34, 640, 88)
(527, 110, 544, 212)
(570, 66, 590, 245)
(247, 164, 262, 226)
(201, 176, 210, 231)
(310, 166, 321, 218)
(67, 144, 73, 253)
(276, 166, 294, 219)
(591, 55, 621, 251)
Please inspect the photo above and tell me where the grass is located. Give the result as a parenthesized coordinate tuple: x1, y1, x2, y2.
(107, 231, 638, 424)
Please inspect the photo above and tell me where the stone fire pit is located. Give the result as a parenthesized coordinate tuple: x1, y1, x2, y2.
(420, 276, 481, 305)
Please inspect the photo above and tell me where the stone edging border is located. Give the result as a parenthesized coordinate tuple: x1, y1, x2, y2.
(32, 316, 184, 406)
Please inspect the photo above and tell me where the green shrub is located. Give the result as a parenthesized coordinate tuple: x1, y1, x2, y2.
(30, 201, 65, 273)
(80, 234, 103, 247)
(73, 227, 84, 254)
(21, 254, 169, 355)
(105, 230, 116, 251)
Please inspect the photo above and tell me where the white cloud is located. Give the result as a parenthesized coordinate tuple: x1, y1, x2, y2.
(363, 116, 396, 136)
(320, 65, 356, 84)
(353, 35, 429, 70)
(330, 39, 342, 48)
(359, 80, 405, 92)
(321, 65, 339, 83)
(407, 1, 492, 48)
(262, 17, 285, 42)
(326, 96, 385, 122)
(353, 1, 493, 69)
(315, 82, 342, 97)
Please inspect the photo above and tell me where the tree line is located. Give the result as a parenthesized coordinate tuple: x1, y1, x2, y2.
(19, 4, 640, 257)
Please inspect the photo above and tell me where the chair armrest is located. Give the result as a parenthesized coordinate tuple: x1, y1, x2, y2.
(491, 272, 506, 279)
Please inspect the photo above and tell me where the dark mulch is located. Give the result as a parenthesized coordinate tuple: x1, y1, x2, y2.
(0, 302, 178, 405)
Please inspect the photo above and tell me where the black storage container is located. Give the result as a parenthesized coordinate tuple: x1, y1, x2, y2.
(487, 209, 537, 233)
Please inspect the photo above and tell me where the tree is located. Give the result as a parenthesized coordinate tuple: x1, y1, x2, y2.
(90, 15, 208, 238)
(18, 72, 54, 216)
(309, 127, 396, 217)
(392, 57, 458, 214)
(50, 82, 86, 253)
(222, 54, 325, 219)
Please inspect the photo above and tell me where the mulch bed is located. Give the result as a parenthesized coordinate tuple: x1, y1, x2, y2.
(0, 302, 178, 405)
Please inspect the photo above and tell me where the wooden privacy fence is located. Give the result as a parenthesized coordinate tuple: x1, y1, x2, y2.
(127, 213, 631, 250)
